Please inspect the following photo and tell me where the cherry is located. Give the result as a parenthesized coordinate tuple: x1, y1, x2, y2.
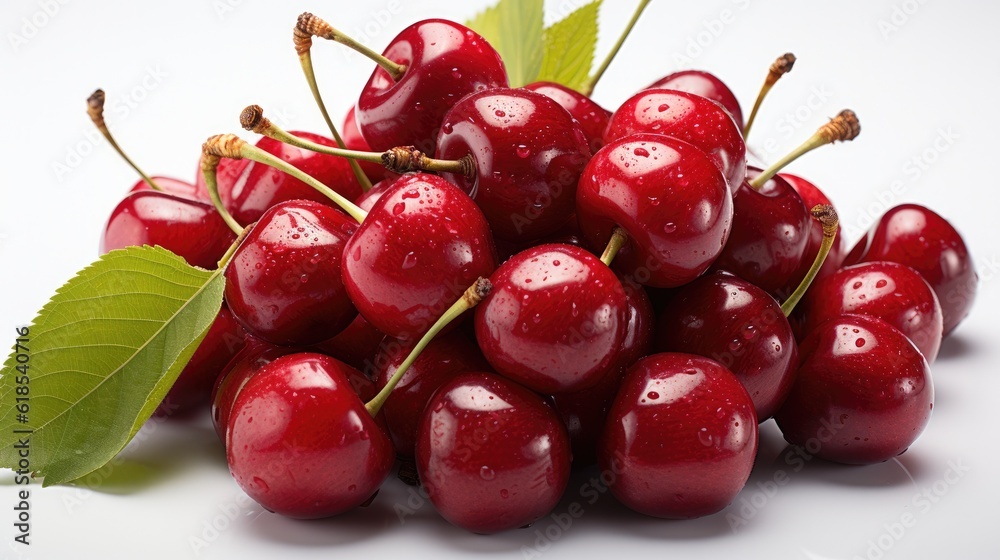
(523, 81, 611, 155)
(435, 87, 592, 241)
(604, 88, 747, 191)
(475, 243, 628, 394)
(223, 199, 358, 346)
(780, 172, 847, 285)
(645, 70, 743, 127)
(342, 106, 391, 183)
(798, 261, 943, 362)
(843, 204, 977, 336)
(310, 314, 386, 374)
(415, 371, 572, 533)
(774, 314, 933, 465)
(227, 352, 393, 518)
(598, 353, 758, 519)
(374, 330, 491, 456)
(575, 133, 733, 288)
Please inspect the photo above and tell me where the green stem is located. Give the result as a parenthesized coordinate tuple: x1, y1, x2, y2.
(216, 226, 252, 270)
(297, 12, 406, 81)
(743, 53, 796, 140)
(600, 227, 628, 267)
(781, 204, 838, 316)
(200, 156, 243, 235)
(87, 89, 162, 192)
(582, 0, 651, 96)
(365, 277, 493, 417)
(749, 109, 861, 190)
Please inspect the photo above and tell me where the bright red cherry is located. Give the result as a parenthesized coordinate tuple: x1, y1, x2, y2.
(475, 243, 628, 394)
(227, 353, 393, 518)
(224, 200, 358, 346)
(342, 105, 391, 183)
(798, 262, 943, 362)
(774, 314, 933, 465)
(127, 176, 209, 201)
(655, 271, 798, 421)
(780, 172, 847, 285)
(416, 372, 571, 533)
(645, 70, 743, 127)
(435, 87, 591, 242)
(342, 173, 497, 341)
(575, 133, 733, 288)
(100, 190, 236, 269)
(599, 353, 758, 519)
(523, 81, 611, 155)
(604, 88, 747, 191)
(844, 204, 977, 335)
(210, 337, 296, 444)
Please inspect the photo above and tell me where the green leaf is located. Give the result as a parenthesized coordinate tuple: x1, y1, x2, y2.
(466, 0, 544, 87)
(537, 1, 602, 92)
(0, 246, 225, 486)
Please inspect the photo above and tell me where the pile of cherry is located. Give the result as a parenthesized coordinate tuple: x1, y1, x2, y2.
(93, 12, 976, 533)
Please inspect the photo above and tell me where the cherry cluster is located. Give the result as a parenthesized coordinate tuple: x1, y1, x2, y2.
(92, 11, 976, 532)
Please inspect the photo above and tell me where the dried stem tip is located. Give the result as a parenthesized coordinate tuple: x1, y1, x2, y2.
(296, 12, 334, 39)
(470, 277, 493, 303)
(767, 53, 797, 84)
(87, 89, 106, 125)
(202, 134, 247, 160)
(811, 204, 839, 238)
(819, 109, 861, 144)
(240, 105, 269, 134)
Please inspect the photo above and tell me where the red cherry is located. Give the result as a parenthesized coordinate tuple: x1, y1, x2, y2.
(599, 353, 758, 519)
(475, 243, 628, 394)
(210, 337, 296, 444)
(341, 105, 391, 183)
(575, 133, 733, 288)
(843, 204, 977, 335)
(311, 314, 386, 374)
(604, 88, 747, 191)
(100, 190, 236, 270)
(780, 172, 847, 285)
(774, 314, 933, 465)
(353, 177, 397, 213)
(645, 70, 743, 127)
(798, 262, 943, 362)
(415, 372, 571, 533)
(655, 271, 798, 421)
(127, 176, 209, 201)
(224, 200, 358, 346)
(227, 353, 393, 518)
(523, 81, 611, 155)
(435, 87, 591, 241)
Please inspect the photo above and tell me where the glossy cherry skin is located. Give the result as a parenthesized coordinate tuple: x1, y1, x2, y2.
(416, 372, 571, 533)
(374, 330, 491, 456)
(711, 168, 811, 299)
(599, 353, 758, 519)
(655, 271, 798, 421)
(774, 314, 933, 465)
(224, 200, 358, 346)
(227, 353, 393, 518)
(524, 81, 611, 155)
(128, 176, 209, 201)
(780, 173, 847, 287)
(100, 190, 236, 270)
(342, 106, 392, 183)
(576, 133, 733, 288)
(646, 70, 743, 128)
(475, 243, 628, 394)
(604, 88, 747, 192)
(435, 88, 591, 242)
(357, 19, 508, 154)
(342, 173, 497, 341)
(798, 262, 943, 363)
(311, 314, 386, 375)
(353, 177, 397, 213)
(844, 204, 977, 336)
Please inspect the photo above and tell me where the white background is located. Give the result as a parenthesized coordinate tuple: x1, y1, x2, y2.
(2, 0, 999, 559)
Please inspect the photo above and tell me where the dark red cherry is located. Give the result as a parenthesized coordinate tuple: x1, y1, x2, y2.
(342, 173, 497, 341)
(774, 314, 933, 465)
(100, 190, 236, 270)
(357, 19, 508, 154)
(311, 314, 386, 374)
(523, 81, 611, 155)
(341, 105, 391, 183)
(645, 70, 743, 127)
(599, 353, 758, 519)
(374, 330, 490, 456)
(575, 133, 733, 288)
(798, 262, 943, 362)
(475, 244, 628, 394)
(224, 199, 358, 346)
(655, 271, 798, 421)
(210, 337, 296, 444)
(710, 167, 811, 298)
(128, 176, 209, 201)
(416, 371, 571, 533)
(435, 87, 591, 242)
(227, 353, 393, 518)
(780, 172, 847, 286)
(844, 204, 977, 336)
(604, 88, 747, 191)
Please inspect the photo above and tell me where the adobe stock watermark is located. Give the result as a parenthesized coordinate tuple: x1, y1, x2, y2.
(189, 491, 260, 556)
(334, 1, 403, 64)
(877, 0, 930, 41)
(752, 84, 836, 161)
(213, 0, 249, 20)
(7, 0, 71, 53)
(668, 0, 752, 70)
(52, 65, 169, 184)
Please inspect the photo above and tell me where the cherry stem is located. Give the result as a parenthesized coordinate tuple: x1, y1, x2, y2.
(294, 18, 373, 192)
(216, 225, 252, 271)
(297, 12, 406, 81)
(202, 133, 369, 224)
(87, 89, 162, 192)
(750, 109, 860, 190)
(241, 105, 476, 178)
(582, 0, 651, 97)
(365, 277, 494, 417)
(199, 151, 244, 235)
(600, 227, 629, 267)
(743, 53, 796, 139)
(781, 204, 838, 317)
